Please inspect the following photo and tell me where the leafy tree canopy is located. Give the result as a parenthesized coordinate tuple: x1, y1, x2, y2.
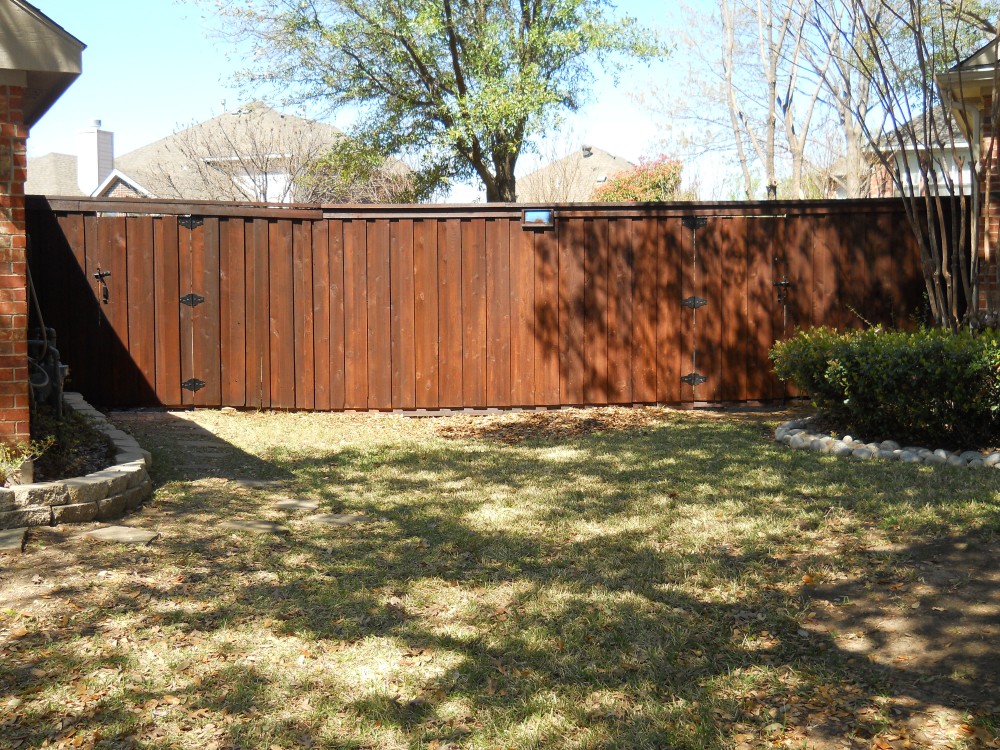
(211, 0, 666, 201)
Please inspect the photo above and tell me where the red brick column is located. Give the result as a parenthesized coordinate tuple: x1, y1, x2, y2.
(0, 85, 31, 442)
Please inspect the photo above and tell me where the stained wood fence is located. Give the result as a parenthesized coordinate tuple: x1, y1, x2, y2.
(25, 196, 926, 410)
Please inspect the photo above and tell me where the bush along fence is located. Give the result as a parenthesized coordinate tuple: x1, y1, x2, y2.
(25, 196, 927, 411)
(771, 327, 1000, 449)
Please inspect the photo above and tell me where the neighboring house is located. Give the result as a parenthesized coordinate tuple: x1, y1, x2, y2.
(517, 145, 633, 202)
(867, 106, 976, 198)
(27, 102, 345, 202)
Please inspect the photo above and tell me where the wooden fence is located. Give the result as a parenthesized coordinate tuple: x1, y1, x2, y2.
(25, 196, 926, 410)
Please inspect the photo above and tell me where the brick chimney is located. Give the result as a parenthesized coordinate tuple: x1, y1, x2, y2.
(77, 119, 113, 195)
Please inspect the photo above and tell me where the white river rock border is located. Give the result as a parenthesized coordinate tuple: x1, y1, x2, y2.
(775, 416, 1000, 468)
(0, 393, 153, 530)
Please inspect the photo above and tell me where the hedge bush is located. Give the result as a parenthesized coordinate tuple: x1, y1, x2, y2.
(770, 327, 1000, 448)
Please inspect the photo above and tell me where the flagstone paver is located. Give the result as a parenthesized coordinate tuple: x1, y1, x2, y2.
(307, 513, 371, 527)
(85, 526, 160, 545)
(273, 497, 321, 511)
(0, 527, 27, 552)
(220, 519, 287, 534)
(230, 479, 288, 489)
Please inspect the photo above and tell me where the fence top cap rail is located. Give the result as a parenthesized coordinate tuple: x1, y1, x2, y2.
(26, 193, 920, 220)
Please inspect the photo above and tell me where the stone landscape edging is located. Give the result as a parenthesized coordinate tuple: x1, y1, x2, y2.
(0, 393, 153, 530)
(775, 416, 1000, 468)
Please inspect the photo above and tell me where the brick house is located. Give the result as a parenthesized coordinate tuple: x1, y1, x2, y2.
(0, 0, 83, 441)
(935, 37, 1000, 313)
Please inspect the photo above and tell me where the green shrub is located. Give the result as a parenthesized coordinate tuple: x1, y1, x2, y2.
(590, 155, 682, 202)
(770, 327, 1000, 448)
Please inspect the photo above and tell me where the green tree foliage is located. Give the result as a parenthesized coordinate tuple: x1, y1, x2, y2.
(296, 140, 433, 203)
(212, 0, 665, 202)
(590, 155, 683, 201)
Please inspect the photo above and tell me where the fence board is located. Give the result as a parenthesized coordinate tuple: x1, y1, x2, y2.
(559, 218, 586, 405)
(219, 219, 246, 407)
(390, 220, 416, 409)
(310, 220, 331, 411)
(656, 219, 682, 403)
(343, 220, 368, 408)
(486, 219, 512, 407)
(125, 217, 157, 404)
(607, 219, 632, 403)
(413, 219, 439, 408)
(328, 220, 346, 410)
(719, 218, 748, 402)
(27, 197, 930, 411)
(367, 219, 392, 410)
(534, 227, 560, 405)
(293, 221, 315, 410)
(462, 219, 487, 408)
(584, 219, 609, 404)
(510, 224, 535, 406)
(268, 220, 295, 408)
(438, 220, 463, 407)
(631, 217, 657, 403)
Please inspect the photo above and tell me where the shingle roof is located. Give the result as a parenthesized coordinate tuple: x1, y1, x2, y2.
(114, 102, 345, 200)
(25, 152, 83, 196)
(517, 146, 634, 202)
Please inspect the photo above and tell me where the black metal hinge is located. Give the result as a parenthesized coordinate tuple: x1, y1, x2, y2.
(682, 216, 708, 230)
(180, 293, 205, 307)
(178, 215, 204, 230)
(681, 372, 708, 386)
(181, 378, 206, 392)
(681, 296, 708, 310)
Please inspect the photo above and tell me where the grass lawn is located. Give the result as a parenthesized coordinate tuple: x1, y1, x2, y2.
(1, 407, 999, 750)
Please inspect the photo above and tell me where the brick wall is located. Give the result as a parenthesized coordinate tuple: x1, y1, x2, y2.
(0, 85, 31, 442)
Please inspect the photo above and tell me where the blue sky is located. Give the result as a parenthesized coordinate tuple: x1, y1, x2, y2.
(27, 0, 698, 196)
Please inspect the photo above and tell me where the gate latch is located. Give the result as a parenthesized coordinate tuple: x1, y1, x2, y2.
(774, 277, 791, 304)
(93, 268, 111, 304)
(681, 372, 708, 386)
(181, 378, 206, 392)
(681, 296, 708, 310)
(180, 293, 205, 307)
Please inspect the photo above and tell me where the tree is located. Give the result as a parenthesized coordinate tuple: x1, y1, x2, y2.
(641, 0, 826, 200)
(142, 102, 340, 202)
(296, 140, 429, 203)
(590, 155, 682, 201)
(208, 0, 664, 202)
(826, 0, 996, 328)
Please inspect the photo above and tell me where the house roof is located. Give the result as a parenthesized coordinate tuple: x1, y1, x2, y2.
(28, 103, 348, 200)
(25, 152, 81, 196)
(517, 146, 634, 202)
(879, 106, 971, 152)
(0, 0, 85, 126)
(950, 37, 998, 73)
(114, 102, 345, 200)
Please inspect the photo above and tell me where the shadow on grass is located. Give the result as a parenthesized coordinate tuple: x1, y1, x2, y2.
(2, 412, 999, 748)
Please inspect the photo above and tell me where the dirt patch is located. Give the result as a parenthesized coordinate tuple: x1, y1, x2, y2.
(29, 406, 116, 483)
(434, 404, 807, 444)
(805, 534, 1000, 748)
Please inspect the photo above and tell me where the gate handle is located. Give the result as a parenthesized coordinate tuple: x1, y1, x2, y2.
(93, 268, 111, 304)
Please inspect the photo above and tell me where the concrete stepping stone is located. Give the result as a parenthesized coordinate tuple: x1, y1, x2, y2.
(220, 519, 287, 534)
(0, 527, 27, 552)
(230, 479, 287, 489)
(273, 497, 320, 511)
(85, 526, 160, 545)
(307, 513, 371, 527)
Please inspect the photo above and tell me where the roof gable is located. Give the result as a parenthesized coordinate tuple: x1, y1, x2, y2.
(0, 0, 85, 126)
